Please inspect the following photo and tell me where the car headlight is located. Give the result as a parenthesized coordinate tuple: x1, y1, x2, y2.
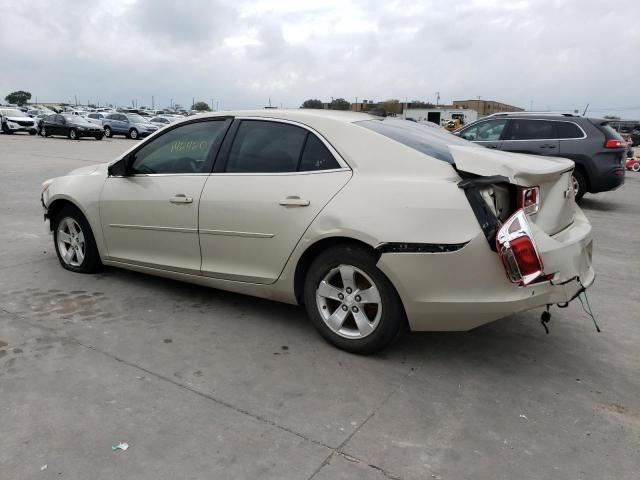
(41, 178, 53, 195)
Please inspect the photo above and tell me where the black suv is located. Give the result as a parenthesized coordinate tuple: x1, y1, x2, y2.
(454, 113, 627, 200)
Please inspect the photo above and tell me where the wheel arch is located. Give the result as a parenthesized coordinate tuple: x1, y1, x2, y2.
(46, 197, 85, 231)
(293, 236, 380, 305)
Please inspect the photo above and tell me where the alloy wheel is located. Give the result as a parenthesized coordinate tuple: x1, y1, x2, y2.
(316, 264, 382, 339)
(572, 175, 580, 197)
(57, 217, 86, 267)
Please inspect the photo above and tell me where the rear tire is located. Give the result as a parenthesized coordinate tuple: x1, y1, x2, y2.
(53, 205, 102, 274)
(572, 170, 587, 201)
(303, 244, 406, 354)
(632, 162, 640, 172)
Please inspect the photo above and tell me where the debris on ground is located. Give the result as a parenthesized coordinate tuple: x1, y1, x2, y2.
(111, 442, 129, 451)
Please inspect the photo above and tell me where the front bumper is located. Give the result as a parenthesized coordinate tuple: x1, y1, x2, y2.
(4, 121, 36, 132)
(77, 128, 104, 137)
(377, 208, 594, 331)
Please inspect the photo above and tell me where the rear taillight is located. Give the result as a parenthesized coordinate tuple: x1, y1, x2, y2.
(605, 139, 624, 148)
(517, 186, 540, 215)
(496, 209, 545, 286)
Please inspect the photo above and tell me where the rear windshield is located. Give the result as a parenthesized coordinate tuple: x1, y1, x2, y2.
(356, 118, 475, 163)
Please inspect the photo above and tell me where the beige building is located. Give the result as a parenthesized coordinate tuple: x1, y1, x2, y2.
(453, 99, 523, 116)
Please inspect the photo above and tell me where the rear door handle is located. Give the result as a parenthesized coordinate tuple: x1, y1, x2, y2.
(170, 194, 193, 204)
(279, 196, 310, 207)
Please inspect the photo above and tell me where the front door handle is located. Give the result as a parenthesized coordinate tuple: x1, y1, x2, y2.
(170, 194, 193, 204)
(279, 196, 310, 207)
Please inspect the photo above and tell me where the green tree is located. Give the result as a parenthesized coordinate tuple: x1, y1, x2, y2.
(5, 90, 32, 106)
(192, 101, 211, 112)
(329, 98, 351, 110)
(409, 101, 435, 109)
(301, 99, 323, 109)
(377, 99, 402, 115)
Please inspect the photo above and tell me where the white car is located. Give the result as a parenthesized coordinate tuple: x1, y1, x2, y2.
(40, 110, 594, 353)
(1, 108, 38, 134)
(149, 115, 178, 128)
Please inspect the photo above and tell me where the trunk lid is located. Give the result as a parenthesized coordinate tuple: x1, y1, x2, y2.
(450, 145, 576, 236)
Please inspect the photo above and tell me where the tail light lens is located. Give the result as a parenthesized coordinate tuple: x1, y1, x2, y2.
(605, 139, 624, 148)
(496, 209, 545, 286)
(517, 186, 540, 215)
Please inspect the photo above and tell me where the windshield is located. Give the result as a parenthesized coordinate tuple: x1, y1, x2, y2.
(356, 118, 478, 164)
(1, 109, 27, 117)
(63, 114, 85, 122)
(127, 114, 149, 123)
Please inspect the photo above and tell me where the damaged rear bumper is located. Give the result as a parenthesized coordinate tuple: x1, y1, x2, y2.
(376, 208, 594, 331)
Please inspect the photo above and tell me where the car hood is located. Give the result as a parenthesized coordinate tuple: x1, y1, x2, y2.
(66, 164, 106, 176)
(450, 145, 574, 186)
(5, 116, 34, 122)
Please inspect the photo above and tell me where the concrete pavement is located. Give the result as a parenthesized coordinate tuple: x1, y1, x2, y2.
(0, 133, 638, 479)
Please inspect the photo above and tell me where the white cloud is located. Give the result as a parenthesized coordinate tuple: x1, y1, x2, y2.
(0, 0, 638, 117)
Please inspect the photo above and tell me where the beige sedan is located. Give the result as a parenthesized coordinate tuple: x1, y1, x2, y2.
(41, 110, 594, 353)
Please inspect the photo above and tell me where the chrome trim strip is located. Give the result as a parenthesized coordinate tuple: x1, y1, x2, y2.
(469, 118, 587, 142)
(110, 224, 197, 233)
(199, 229, 274, 238)
(208, 167, 350, 177)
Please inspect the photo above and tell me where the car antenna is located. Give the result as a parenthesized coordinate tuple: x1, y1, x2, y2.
(540, 305, 551, 334)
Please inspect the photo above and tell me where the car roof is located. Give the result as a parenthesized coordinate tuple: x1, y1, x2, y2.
(195, 109, 378, 124)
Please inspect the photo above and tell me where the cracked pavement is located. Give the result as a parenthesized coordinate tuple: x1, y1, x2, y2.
(0, 134, 639, 479)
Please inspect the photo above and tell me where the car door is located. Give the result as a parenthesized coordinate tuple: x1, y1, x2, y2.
(500, 119, 560, 156)
(99, 118, 231, 273)
(198, 118, 352, 284)
(457, 119, 507, 150)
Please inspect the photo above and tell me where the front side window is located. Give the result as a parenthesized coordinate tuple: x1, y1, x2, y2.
(505, 119, 554, 140)
(130, 120, 226, 174)
(226, 121, 307, 173)
(459, 119, 507, 142)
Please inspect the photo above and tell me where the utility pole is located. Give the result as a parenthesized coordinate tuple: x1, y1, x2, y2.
(74, 95, 77, 106)
(170, 98, 173, 109)
(152, 96, 154, 109)
(436, 91, 440, 107)
(211, 98, 214, 111)
(216, 101, 219, 111)
(192, 97, 195, 109)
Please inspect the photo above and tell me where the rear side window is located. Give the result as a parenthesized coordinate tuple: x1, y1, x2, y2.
(357, 118, 475, 163)
(555, 121, 584, 139)
(598, 123, 625, 141)
(505, 119, 555, 140)
(299, 134, 340, 171)
(226, 121, 307, 173)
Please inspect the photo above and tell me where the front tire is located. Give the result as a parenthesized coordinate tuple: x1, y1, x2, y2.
(40, 126, 48, 137)
(632, 162, 640, 172)
(103, 126, 112, 138)
(129, 128, 138, 139)
(68, 128, 78, 140)
(303, 244, 406, 354)
(53, 205, 102, 273)
(572, 170, 587, 201)
(95, 133, 104, 141)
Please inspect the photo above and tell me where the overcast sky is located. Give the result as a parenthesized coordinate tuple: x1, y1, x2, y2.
(1, 0, 638, 118)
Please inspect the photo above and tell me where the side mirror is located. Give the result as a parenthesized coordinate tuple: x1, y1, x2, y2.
(108, 154, 134, 176)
